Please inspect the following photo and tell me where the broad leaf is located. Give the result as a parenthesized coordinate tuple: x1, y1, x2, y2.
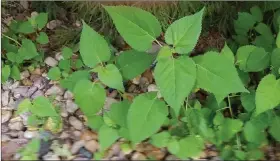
(150, 132, 171, 148)
(175, 136, 204, 159)
(62, 47, 73, 59)
(116, 50, 154, 80)
(241, 91, 256, 112)
(194, 52, 248, 103)
(17, 21, 35, 34)
(127, 92, 168, 143)
(35, 13, 48, 30)
(58, 59, 71, 72)
(234, 12, 256, 36)
(243, 121, 266, 145)
(157, 46, 173, 60)
(250, 6, 263, 22)
(97, 64, 124, 91)
(165, 8, 204, 54)
(167, 138, 180, 155)
(80, 21, 110, 68)
(106, 100, 130, 127)
(47, 67, 61, 80)
(236, 45, 270, 72)
(254, 23, 274, 43)
(255, 74, 280, 115)
(271, 48, 280, 77)
(10, 65, 20, 80)
(269, 116, 280, 141)
(155, 56, 196, 115)
(98, 125, 119, 151)
(217, 118, 243, 142)
(104, 6, 161, 51)
(30, 96, 58, 117)
(1, 65, 10, 82)
(60, 70, 90, 91)
(276, 31, 280, 48)
(6, 52, 24, 64)
(18, 39, 38, 60)
(16, 99, 31, 115)
(36, 32, 49, 44)
(221, 43, 235, 64)
(87, 115, 104, 131)
(73, 79, 106, 116)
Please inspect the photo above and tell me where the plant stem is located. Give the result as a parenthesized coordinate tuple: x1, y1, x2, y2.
(154, 39, 163, 47)
(1, 33, 21, 46)
(227, 95, 242, 150)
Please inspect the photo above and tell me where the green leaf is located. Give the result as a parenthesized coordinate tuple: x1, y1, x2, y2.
(1, 65, 11, 82)
(18, 39, 38, 60)
(254, 23, 274, 42)
(25, 138, 40, 153)
(104, 6, 161, 51)
(80, 21, 110, 68)
(255, 74, 280, 115)
(250, 6, 263, 22)
(241, 91, 256, 112)
(106, 100, 130, 127)
(97, 64, 124, 91)
(165, 8, 204, 54)
(221, 43, 235, 64)
(30, 96, 58, 117)
(16, 99, 31, 115)
(194, 51, 248, 103)
(10, 65, 20, 80)
(73, 79, 106, 116)
(98, 125, 119, 151)
(47, 67, 61, 80)
(150, 132, 171, 148)
(157, 46, 173, 60)
(243, 121, 266, 144)
(127, 92, 168, 143)
(72, 59, 84, 69)
(58, 59, 71, 72)
(35, 13, 48, 30)
(276, 31, 280, 48)
(62, 47, 73, 59)
(87, 115, 104, 131)
(167, 138, 180, 155)
(36, 32, 49, 44)
(17, 21, 35, 34)
(175, 136, 204, 159)
(204, 94, 226, 111)
(60, 70, 90, 91)
(217, 118, 243, 142)
(234, 12, 256, 36)
(155, 56, 196, 115)
(269, 116, 280, 141)
(116, 50, 154, 80)
(236, 45, 270, 72)
(271, 48, 280, 77)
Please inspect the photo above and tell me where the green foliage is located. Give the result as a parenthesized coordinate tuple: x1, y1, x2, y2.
(36, 32, 49, 44)
(47, 67, 61, 80)
(19, 138, 40, 160)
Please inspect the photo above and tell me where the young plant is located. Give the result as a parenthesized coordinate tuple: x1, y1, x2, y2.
(1, 12, 49, 83)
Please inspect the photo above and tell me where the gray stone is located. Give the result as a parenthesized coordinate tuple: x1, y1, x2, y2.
(8, 121, 24, 131)
(44, 57, 58, 67)
(2, 80, 13, 90)
(131, 152, 147, 160)
(24, 131, 38, 139)
(55, 95, 63, 101)
(66, 100, 78, 113)
(19, 112, 31, 126)
(84, 140, 99, 153)
(2, 91, 9, 106)
(27, 86, 38, 97)
(9, 81, 20, 90)
(64, 90, 73, 100)
(2, 134, 11, 142)
(12, 87, 29, 97)
(42, 152, 60, 160)
(2, 124, 9, 133)
(45, 85, 64, 96)
(47, 20, 62, 30)
(55, 52, 63, 61)
(60, 104, 68, 117)
(2, 110, 12, 123)
(71, 140, 85, 154)
(33, 77, 47, 89)
(31, 90, 44, 99)
(20, 70, 30, 80)
(69, 116, 83, 130)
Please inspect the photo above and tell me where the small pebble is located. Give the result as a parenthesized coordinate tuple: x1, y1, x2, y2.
(131, 152, 147, 160)
(12, 87, 29, 97)
(64, 90, 74, 100)
(44, 57, 58, 67)
(2, 91, 10, 106)
(55, 52, 63, 61)
(45, 85, 64, 96)
(30, 68, 42, 75)
(27, 86, 38, 97)
(42, 152, 60, 160)
(69, 116, 84, 130)
(8, 118, 24, 131)
(84, 140, 99, 153)
(9, 81, 20, 90)
(132, 76, 141, 85)
(66, 100, 78, 113)
(80, 130, 98, 141)
(31, 90, 44, 99)
(47, 20, 62, 30)
(2, 110, 12, 123)
(71, 140, 85, 154)
(23, 131, 38, 139)
(20, 70, 30, 80)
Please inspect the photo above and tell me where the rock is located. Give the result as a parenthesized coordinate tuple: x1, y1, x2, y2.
(2, 124, 9, 133)
(103, 97, 118, 111)
(2, 91, 9, 106)
(39, 139, 52, 157)
(33, 77, 47, 89)
(44, 57, 58, 67)
(147, 44, 161, 54)
(78, 147, 92, 158)
(165, 155, 180, 160)
(24, 131, 38, 139)
(107, 143, 121, 158)
(8, 117, 23, 131)
(2, 110, 12, 123)
(2, 134, 11, 142)
(147, 84, 158, 92)
(109, 90, 118, 98)
(132, 75, 141, 85)
(75, 20, 82, 28)
(31, 11, 38, 17)
(128, 84, 136, 93)
(111, 156, 125, 160)
(22, 79, 33, 86)
(131, 152, 147, 160)
(60, 105, 68, 117)
(139, 77, 149, 91)
(13, 93, 21, 99)
(12, 87, 29, 97)
(20, 70, 30, 80)
(43, 152, 60, 160)
(30, 68, 42, 75)
(84, 140, 99, 153)
(146, 148, 166, 160)
(19, 112, 31, 126)
(1, 141, 21, 160)
(47, 20, 62, 30)
(69, 116, 84, 130)
(80, 130, 98, 141)
(20, 1, 29, 9)
(45, 85, 64, 96)
(2, 80, 13, 90)
(66, 100, 78, 113)
(59, 131, 70, 139)
(210, 156, 222, 161)
(27, 86, 38, 97)
(71, 140, 85, 154)
(64, 90, 73, 99)
(31, 90, 44, 99)
(208, 150, 218, 157)
(73, 131, 82, 138)
(55, 52, 63, 61)
(55, 95, 63, 101)
(9, 81, 20, 90)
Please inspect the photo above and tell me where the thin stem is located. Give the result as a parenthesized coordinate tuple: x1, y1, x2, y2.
(185, 97, 189, 111)
(2, 33, 21, 46)
(154, 39, 163, 47)
(227, 95, 242, 150)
